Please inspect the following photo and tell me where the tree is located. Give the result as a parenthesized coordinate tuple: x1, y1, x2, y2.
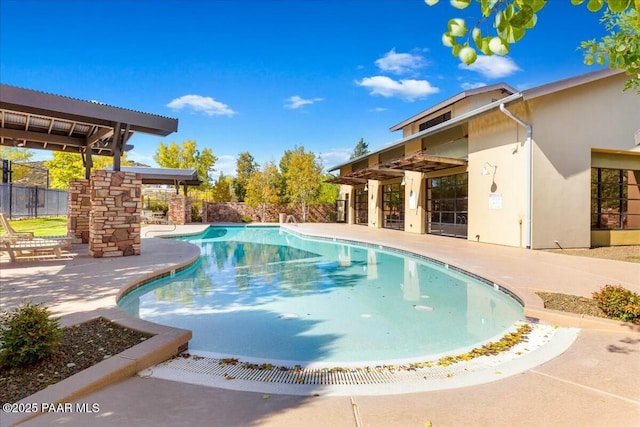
(318, 174, 340, 204)
(350, 138, 370, 159)
(0, 147, 34, 163)
(210, 173, 233, 202)
(582, 9, 639, 92)
(154, 140, 217, 189)
(0, 147, 34, 183)
(425, 0, 640, 92)
(45, 152, 120, 189)
(233, 151, 258, 202)
(282, 146, 323, 222)
(245, 162, 281, 222)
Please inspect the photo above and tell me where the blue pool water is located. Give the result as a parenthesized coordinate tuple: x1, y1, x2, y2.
(118, 226, 524, 364)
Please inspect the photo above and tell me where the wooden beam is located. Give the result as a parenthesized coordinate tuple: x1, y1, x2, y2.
(0, 128, 87, 147)
(86, 127, 114, 146)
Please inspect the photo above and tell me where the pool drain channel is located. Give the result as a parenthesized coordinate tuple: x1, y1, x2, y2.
(140, 323, 571, 394)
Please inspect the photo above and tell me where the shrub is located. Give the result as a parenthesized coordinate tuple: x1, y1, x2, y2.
(191, 205, 202, 222)
(0, 303, 61, 368)
(592, 285, 640, 324)
(241, 216, 253, 223)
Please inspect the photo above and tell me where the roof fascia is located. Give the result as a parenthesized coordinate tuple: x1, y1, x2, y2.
(389, 82, 518, 132)
(0, 84, 178, 136)
(522, 68, 623, 101)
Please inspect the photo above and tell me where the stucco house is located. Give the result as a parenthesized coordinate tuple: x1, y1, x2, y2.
(329, 69, 640, 249)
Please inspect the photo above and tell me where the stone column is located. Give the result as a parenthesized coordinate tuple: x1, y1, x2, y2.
(67, 179, 91, 243)
(89, 170, 142, 258)
(168, 194, 192, 225)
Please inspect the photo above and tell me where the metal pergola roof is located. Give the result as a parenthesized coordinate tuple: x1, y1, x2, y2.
(0, 84, 178, 175)
(381, 152, 468, 173)
(111, 166, 201, 186)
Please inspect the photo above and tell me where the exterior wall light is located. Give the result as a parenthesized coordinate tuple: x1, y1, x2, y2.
(481, 162, 497, 176)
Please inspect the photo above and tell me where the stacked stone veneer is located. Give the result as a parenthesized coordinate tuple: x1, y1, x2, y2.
(203, 202, 336, 223)
(67, 179, 91, 243)
(89, 171, 142, 258)
(168, 195, 192, 225)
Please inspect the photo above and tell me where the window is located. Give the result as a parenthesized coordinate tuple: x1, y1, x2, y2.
(419, 111, 451, 132)
(591, 168, 640, 230)
(427, 173, 468, 238)
(355, 188, 368, 225)
(382, 183, 405, 230)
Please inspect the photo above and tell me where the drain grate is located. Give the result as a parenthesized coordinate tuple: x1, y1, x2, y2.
(143, 323, 559, 390)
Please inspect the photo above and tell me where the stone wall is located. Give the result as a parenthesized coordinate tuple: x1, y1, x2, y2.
(89, 171, 142, 258)
(169, 195, 192, 225)
(67, 179, 91, 243)
(203, 202, 336, 223)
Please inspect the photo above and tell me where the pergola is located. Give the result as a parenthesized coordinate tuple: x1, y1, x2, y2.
(328, 153, 467, 185)
(0, 84, 178, 177)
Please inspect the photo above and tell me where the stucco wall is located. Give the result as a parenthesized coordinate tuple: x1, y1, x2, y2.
(468, 106, 529, 247)
(528, 72, 640, 248)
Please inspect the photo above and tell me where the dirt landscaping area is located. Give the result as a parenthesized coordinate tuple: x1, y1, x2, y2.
(546, 245, 640, 263)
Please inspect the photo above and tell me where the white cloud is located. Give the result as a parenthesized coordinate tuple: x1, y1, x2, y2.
(284, 95, 324, 109)
(356, 76, 439, 101)
(375, 49, 426, 75)
(370, 107, 387, 112)
(211, 154, 236, 178)
(459, 56, 521, 79)
(318, 148, 351, 168)
(167, 94, 236, 116)
(460, 82, 487, 90)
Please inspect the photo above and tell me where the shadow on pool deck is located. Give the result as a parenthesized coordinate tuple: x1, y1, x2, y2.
(1, 223, 639, 426)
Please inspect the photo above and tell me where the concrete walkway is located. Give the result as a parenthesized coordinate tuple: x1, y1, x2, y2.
(1, 223, 639, 426)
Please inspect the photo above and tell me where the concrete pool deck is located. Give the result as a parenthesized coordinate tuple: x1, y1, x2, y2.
(1, 223, 639, 426)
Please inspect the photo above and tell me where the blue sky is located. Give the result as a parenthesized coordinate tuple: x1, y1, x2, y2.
(1, 0, 606, 177)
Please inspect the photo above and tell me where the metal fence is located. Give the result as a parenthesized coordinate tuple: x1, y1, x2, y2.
(0, 184, 68, 218)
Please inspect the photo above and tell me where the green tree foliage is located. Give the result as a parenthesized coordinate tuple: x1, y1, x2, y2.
(582, 9, 639, 92)
(0, 147, 34, 182)
(153, 140, 217, 189)
(282, 146, 323, 222)
(245, 161, 281, 222)
(426, 0, 640, 91)
(211, 172, 233, 202)
(0, 146, 34, 162)
(350, 138, 370, 159)
(45, 152, 120, 189)
(233, 151, 258, 202)
(318, 174, 340, 204)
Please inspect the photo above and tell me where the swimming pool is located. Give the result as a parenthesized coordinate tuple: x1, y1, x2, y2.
(118, 226, 524, 365)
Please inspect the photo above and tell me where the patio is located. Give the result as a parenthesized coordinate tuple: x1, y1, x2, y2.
(1, 223, 638, 426)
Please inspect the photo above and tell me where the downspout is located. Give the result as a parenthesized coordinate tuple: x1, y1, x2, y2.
(499, 103, 532, 249)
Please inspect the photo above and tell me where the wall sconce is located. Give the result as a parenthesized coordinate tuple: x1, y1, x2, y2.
(400, 177, 406, 186)
(364, 183, 368, 192)
(480, 162, 497, 176)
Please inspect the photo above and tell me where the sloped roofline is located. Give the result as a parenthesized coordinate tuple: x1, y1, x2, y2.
(389, 82, 518, 132)
(0, 84, 178, 135)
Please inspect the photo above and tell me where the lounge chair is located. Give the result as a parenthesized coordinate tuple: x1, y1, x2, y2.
(0, 212, 34, 240)
(0, 213, 74, 248)
(1, 236, 68, 262)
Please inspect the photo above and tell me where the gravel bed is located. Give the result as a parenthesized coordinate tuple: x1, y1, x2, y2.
(0, 317, 153, 404)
